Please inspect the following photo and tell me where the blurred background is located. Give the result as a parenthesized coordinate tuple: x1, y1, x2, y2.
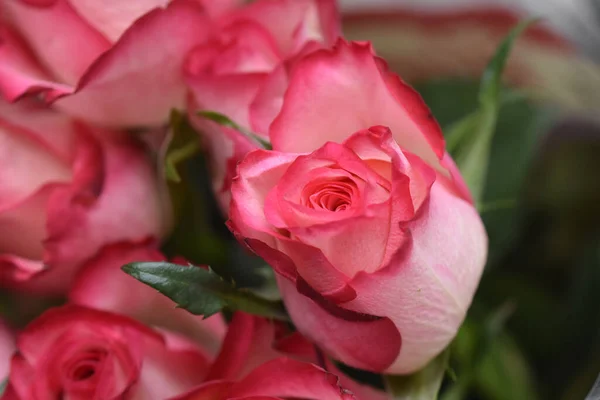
(339, 1, 600, 399)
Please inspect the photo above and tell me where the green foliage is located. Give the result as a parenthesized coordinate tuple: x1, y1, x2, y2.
(160, 111, 228, 267)
(164, 110, 202, 183)
(122, 262, 289, 321)
(385, 350, 450, 400)
(442, 304, 539, 400)
(417, 82, 556, 266)
(445, 20, 537, 203)
(197, 110, 272, 149)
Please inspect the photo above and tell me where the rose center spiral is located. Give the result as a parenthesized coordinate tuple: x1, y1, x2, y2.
(66, 349, 108, 383)
(302, 176, 358, 212)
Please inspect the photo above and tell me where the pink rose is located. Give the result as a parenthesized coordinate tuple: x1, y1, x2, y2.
(185, 0, 340, 210)
(69, 240, 226, 356)
(228, 41, 487, 374)
(0, 100, 170, 294)
(2, 305, 211, 399)
(174, 312, 388, 400)
(0, 0, 215, 127)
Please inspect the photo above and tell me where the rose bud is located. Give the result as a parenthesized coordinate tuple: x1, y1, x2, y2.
(0, 100, 170, 294)
(2, 305, 211, 399)
(185, 0, 340, 210)
(228, 40, 487, 374)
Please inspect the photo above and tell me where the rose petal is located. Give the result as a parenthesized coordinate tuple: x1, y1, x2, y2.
(205, 313, 279, 382)
(269, 40, 445, 172)
(224, 0, 339, 56)
(67, 0, 170, 41)
(345, 182, 487, 373)
(53, 0, 211, 127)
(188, 21, 281, 76)
(0, 186, 53, 269)
(229, 149, 297, 245)
(0, 110, 72, 211)
(230, 357, 356, 400)
(249, 65, 288, 135)
(2, 0, 110, 85)
(33, 130, 168, 293)
(0, 26, 72, 101)
(278, 277, 401, 372)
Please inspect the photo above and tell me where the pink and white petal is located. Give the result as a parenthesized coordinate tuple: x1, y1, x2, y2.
(205, 313, 280, 382)
(0, 25, 73, 101)
(2, 0, 111, 85)
(188, 73, 268, 129)
(229, 149, 297, 244)
(346, 182, 487, 374)
(35, 131, 168, 294)
(314, 0, 340, 45)
(440, 151, 474, 204)
(0, 185, 54, 269)
(292, 0, 340, 52)
(230, 358, 356, 400)
(278, 277, 400, 372)
(249, 238, 355, 303)
(67, 0, 170, 42)
(0, 254, 44, 283)
(0, 116, 72, 211)
(136, 331, 210, 399)
(249, 65, 288, 135)
(69, 241, 226, 356)
(269, 40, 444, 171)
(208, 22, 281, 75)
(290, 209, 390, 278)
(0, 99, 77, 161)
(224, 0, 312, 55)
(53, 0, 211, 127)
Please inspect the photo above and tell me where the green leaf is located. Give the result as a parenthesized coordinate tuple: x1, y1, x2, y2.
(164, 110, 202, 183)
(0, 378, 6, 396)
(385, 349, 450, 400)
(198, 110, 272, 150)
(446, 20, 536, 203)
(122, 262, 289, 321)
(476, 333, 540, 400)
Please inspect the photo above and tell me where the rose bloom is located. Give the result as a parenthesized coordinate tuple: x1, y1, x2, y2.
(186, 0, 339, 210)
(228, 40, 487, 374)
(69, 240, 226, 356)
(2, 305, 211, 399)
(174, 312, 388, 400)
(0, 0, 337, 128)
(0, 100, 169, 293)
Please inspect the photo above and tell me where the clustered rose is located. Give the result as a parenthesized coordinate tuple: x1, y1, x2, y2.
(0, 0, 487, 398)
